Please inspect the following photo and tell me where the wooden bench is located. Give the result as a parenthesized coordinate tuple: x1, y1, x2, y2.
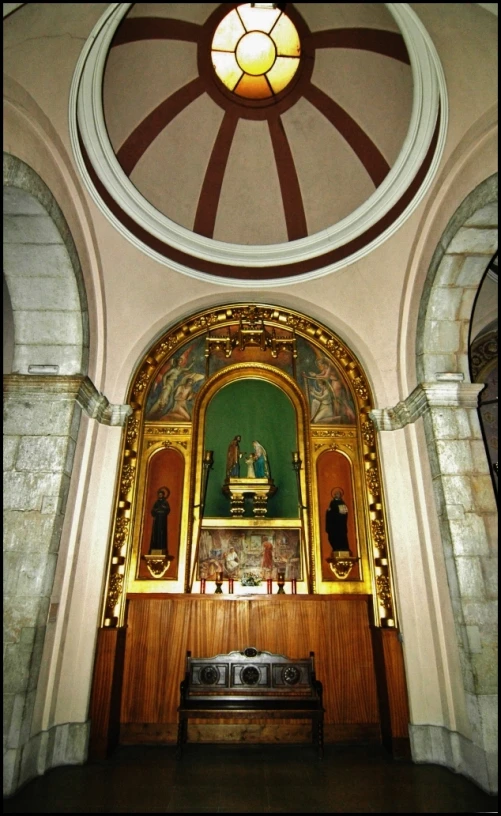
(176, 646, 324, 758)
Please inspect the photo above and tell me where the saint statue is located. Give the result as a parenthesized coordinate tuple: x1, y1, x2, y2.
(149, 487, 170, 553)
(226, 435, 242, 477)
(325, 487, 350, 553)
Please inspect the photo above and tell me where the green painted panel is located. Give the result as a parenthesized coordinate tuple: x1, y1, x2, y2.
(204, 379, 299, 518)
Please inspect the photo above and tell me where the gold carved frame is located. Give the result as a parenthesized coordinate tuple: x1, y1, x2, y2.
(101, 304, 396, 629)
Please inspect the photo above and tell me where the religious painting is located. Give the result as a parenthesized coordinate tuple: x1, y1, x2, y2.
(145, 336, 206, 421)
(296, 337, 356, 424)
(198, 528, 301, 584)
(138, 447, 184, 580)
(316, 450, 360, 581)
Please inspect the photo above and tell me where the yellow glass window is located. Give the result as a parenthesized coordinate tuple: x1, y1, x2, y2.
(212, 3, 301, 100)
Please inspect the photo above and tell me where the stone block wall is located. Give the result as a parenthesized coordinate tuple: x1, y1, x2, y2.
(3, 375, 83, 794)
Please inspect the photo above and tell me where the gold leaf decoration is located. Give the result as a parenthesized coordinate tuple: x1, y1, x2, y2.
(126, 416, 140, 444)
(133, 370, 150, 394)
(113, 516, 130, 550)
(376, 575, 392, 609)
(361, 420, 375, 447)
(366, 467, 380, 495)
(352, 377, 369, 400)
(371, 519, 386, 551)
(121, 463, 136, 494)
(107, 573, 123, 612)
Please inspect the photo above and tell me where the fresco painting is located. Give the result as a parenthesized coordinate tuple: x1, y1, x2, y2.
(145, 336, 206, 421)
(199, 528, 301, 584)
(296, 337, 356, 424)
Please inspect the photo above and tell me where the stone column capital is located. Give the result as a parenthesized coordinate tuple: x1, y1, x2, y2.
(77, 377, 132, 426)
(370, 374, 485, 431)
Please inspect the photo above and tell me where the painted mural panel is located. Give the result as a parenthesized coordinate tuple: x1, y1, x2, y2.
(199, 528, 301, 584)
(317, 450, 360, 581)
(145, 336, 206, 421)
(138, 447, 184, 580)
(296, 337, 356, 424)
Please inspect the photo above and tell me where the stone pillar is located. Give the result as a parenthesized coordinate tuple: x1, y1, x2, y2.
(3, 375, 83, 793)
(371, 373, 497, 792)
(3, 374, 131, 795)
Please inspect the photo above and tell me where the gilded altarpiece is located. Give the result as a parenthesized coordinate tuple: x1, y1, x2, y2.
(102, 305, 396, 628)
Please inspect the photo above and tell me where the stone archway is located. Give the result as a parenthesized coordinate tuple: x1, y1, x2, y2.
(416, 176, 497, 793)
(373, 174, 497, 793)
(3, 154, 90, 795)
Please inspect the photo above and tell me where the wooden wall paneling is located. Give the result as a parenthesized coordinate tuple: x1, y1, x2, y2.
(88, 627, 127, 759)
(247, 595, 379, 729)
(183, 596, 251, 658)
(371, 627, 411, 758)
(119, 596, 384, 746)
(326, 598, 379, 724)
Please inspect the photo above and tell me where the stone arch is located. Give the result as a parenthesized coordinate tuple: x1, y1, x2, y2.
(3, 152, 89, 375)
(3, 154, 91, 795)
(414, 174, 498, 793)
(417, 173, 497, 382)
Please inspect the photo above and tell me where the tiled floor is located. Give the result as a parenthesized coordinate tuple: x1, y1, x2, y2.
(4, 743, 498, 813)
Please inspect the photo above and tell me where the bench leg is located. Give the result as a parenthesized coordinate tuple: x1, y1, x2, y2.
(176, 717, 186, 760)
(312, 716, 324, 759)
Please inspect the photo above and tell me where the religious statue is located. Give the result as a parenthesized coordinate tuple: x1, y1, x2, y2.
(226, 435, 242, 477)
(149, 487, 171, 553)
(325, 487, 350, 553)
(251, 440, 270, 478)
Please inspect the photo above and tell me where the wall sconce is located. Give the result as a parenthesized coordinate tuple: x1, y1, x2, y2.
(143, 553, 174, 579)
(327, 552, 359, 580)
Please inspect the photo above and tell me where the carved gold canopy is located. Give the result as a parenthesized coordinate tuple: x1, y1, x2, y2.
(102, 304, 396, 629)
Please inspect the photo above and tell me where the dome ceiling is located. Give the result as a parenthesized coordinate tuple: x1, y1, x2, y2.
(73, 3, 447, 283)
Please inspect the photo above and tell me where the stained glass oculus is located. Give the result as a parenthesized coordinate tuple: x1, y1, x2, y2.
(211, 4, 301, 100)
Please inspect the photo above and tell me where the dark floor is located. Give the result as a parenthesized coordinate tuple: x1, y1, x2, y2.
(3, 742, 498, 813)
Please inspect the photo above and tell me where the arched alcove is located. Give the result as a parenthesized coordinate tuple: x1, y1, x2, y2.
(90, 303, 410, 762)
(414, 175, 498, 792)
(3, 154, 90, 795)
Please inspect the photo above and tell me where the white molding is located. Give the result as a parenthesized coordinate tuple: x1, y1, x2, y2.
(70, 3, 448, 286)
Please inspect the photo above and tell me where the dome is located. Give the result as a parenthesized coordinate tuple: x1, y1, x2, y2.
(72, 3, 447, 283)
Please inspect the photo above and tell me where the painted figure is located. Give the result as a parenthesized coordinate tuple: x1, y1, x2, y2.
(309, 379, 335, 423)
(147, 356, 192, 419)
(149, 487, 171, 553)
(262, 538, 274, 572)
(167, 373, 204, 421)
(252, 440, 270, 478)
(224, 546, 240, 576)
(326, 487, 350, 553)
(303, 354, 355, 424)
(226, 435, 242, 477)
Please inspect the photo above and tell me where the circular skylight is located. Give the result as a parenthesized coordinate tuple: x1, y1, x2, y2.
(211, 4, 301, 100)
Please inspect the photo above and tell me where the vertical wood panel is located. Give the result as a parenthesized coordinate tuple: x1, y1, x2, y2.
(120, 596, 387, 739)
(89, 627, 126, 759)
(371, 627, 410, 757)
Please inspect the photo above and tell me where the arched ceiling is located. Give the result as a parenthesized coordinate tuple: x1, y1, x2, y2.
(73, 3, 447, 284)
